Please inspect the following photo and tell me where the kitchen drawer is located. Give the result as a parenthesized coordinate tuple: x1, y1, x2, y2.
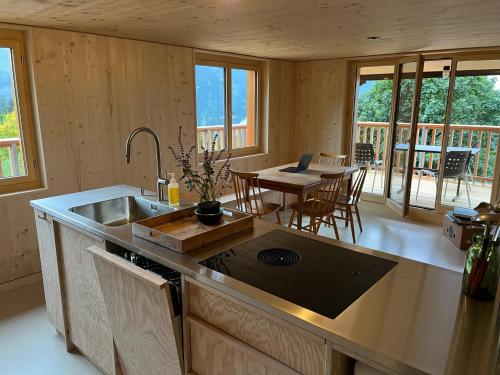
(188, 315, 298, 375)
(186, 280, 326, 375)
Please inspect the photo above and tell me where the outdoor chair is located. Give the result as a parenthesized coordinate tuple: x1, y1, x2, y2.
(354, 143, 383, 192)
(415, 150, 472, 207)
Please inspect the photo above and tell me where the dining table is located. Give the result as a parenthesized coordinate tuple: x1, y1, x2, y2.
(394, 144, 481, 155)
(254, 162, 359, 231)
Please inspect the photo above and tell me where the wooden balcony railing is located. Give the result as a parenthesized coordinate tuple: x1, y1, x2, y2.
(0, 137, 22, 178)
(357, 121, 500, 182)
(197, 124, 249, 151)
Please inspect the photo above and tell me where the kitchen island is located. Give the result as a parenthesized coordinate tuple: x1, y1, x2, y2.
(30, 185, 499, 375)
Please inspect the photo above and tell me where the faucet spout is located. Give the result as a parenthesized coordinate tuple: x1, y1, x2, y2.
(125, 127, 166, 202)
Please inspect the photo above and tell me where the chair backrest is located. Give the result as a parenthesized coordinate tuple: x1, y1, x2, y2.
(350, 165, 369, 205)
(319, 152, 347, 167)
(230, 169, 265, 216)
(443, 151, 471, 178)
(309, 172, 345, 216)
(354, 143, 375, 165)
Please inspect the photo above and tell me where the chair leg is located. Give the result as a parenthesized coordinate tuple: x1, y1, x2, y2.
(416, 171, 422, 199)
(347, 206, 356, 243)
(331, 216, 340, 240)
(310, 217, 316, 234)
(354, 205, 362, 232)
(371, 165, 377, 192)
(465, 179, 471, 208)
(344, 209, 349, 227)
(275, 210, 282, 225)
(288, 209, 295, 228)
(314, 217, 322, 234)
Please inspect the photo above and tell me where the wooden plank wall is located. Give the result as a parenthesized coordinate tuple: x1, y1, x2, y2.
(0, 27, 295, 284)
(293, 59, 349, 160)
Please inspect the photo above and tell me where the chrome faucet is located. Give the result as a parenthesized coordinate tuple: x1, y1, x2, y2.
(125, 127, 167, 202)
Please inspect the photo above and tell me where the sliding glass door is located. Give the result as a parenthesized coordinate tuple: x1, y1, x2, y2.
(387, 56, 423, 215)
(439, 58, 500, 210)
(352, 64, 396, 201)
(350, 53, 500, 216)
(408, 59, 453, 209)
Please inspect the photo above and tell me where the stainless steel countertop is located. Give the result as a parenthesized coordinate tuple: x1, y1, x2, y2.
(30, 185, 499, 375)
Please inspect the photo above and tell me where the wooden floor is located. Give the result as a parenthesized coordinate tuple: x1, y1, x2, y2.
(362, 169, 493, 209)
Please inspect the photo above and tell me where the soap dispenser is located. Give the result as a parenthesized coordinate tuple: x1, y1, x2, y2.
(167, 173, 179, 206)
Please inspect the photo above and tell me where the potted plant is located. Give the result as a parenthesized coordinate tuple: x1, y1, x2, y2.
(169, 127, 232, 224)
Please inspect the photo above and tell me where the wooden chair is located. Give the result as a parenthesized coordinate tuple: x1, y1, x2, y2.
(334, 166, 368, 243)
(231, 169, 282, 224)
(319, 152, 347, 167)
(88, 245, 183, 375)
(288, 172, 345, 239)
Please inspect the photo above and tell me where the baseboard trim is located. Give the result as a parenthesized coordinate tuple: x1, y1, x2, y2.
(0, 272, 42, 293)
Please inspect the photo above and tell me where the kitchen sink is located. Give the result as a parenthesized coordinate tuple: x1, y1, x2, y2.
(69, 196, 175, 226)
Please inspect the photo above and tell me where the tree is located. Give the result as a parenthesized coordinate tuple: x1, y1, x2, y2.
(357, 76, 500, 125)
(0, 110, 20, 138)
(356, 75, 500, 177)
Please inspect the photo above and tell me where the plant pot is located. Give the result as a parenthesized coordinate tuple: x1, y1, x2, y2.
(195, 201, 223, 225)
(196, 201, 221, 215)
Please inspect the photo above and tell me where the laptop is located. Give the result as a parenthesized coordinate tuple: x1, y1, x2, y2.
(279, 154, 313, 173)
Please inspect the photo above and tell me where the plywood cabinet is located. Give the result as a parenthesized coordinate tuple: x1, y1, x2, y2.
(188, 315, 297, 375)
(34, 210, 353, 375)
(184, 278, 352, 375)
(58, 224, 116, 375)
(34, 210, 66, 337)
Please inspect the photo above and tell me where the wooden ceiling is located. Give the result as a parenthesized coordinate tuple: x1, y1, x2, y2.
(1, 0, 500, 61)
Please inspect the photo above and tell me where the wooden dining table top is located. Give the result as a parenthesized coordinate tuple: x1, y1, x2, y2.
(254, 163, 358, 191)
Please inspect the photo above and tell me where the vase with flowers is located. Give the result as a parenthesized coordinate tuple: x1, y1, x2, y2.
(169, 127, 232, 225)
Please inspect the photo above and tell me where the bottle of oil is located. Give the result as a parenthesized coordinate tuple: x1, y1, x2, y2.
(167, 173, 179, 206)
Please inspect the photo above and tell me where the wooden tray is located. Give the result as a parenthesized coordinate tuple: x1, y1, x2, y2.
(132, 207, 253, 253)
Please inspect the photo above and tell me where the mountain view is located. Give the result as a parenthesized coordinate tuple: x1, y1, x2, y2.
(0, 48, 24, 177)
(0, 48, 14, 117)
(195, 65, 250, 127)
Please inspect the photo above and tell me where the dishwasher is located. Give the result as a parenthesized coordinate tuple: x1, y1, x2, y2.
(107, 243, 183, 316)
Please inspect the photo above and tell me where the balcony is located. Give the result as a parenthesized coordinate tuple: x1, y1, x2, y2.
(356, 121, 499, 207)
(0, 137, 23, 178)
(196, 124, 250, 152)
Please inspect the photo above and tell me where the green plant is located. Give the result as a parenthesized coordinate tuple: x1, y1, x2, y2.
(169, 126, 231, 203)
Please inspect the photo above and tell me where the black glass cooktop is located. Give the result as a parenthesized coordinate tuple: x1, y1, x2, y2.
(200, 230, 397, 320)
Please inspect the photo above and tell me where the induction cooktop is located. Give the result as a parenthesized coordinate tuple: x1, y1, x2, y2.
(200, 230, 397, 320)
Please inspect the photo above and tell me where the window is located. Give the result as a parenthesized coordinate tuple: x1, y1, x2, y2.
(0, 30, 40, 194)
(195, 53, 262, 156)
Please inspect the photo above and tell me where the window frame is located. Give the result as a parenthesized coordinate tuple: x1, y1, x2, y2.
(0, 29, 41, 194)
(194, 53, 263, 157)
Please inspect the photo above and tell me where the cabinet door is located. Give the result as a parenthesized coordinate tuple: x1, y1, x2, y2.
(188, 315, 299, 375)
(88, 245, 183, 375)
(186, 280, 326, 375)
(34, 210, 66, 337)
(58, 224, 115, 375)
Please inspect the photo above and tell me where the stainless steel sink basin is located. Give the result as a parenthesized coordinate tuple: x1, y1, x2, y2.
(69, 196, 175, 226)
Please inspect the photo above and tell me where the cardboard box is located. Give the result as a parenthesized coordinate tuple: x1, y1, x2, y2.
(442, 214, 483, 250)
